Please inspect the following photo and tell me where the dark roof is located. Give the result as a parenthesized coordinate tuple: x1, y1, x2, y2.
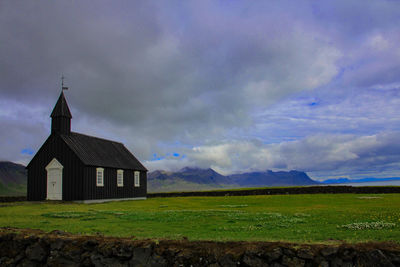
(51, 92, 72, 118)
(60, 132, 147, 171)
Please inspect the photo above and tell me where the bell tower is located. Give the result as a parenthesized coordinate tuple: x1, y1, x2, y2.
(50, 91, 72, 135)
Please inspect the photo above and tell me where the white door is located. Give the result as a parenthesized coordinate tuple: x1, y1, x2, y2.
(45, 158, 63, 200)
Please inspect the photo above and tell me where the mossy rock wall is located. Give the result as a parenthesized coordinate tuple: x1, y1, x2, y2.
(2, 186, 400, 202)
(148, 186, 400, 198)
(0, 228, 399, 266)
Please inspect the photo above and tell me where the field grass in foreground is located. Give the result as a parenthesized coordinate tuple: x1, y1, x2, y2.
(0, 194, 399, 243)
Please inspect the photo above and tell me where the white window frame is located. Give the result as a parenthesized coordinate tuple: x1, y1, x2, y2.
(96, 167, 104, 187)
(117, 169, 124, 187)
(134, 171, 140, 187)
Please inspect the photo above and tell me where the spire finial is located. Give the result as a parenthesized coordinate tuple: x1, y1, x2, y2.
(61, 75, 69, 91)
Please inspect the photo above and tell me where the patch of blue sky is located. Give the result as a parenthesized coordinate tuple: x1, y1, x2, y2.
(151, 153, 165, 161)
(262, 136, 300, 144)
(21, 148, 34, 155)
(151, 152, 186, 161)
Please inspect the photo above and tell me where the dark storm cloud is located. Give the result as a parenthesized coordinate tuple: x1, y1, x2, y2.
(1, 1, 400, 178)
(0, 1, 340, 135)
(0, 98, 49, 163)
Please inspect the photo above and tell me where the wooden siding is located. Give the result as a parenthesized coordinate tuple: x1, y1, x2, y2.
(136, 171, 147, 198)
(51, 117, 71, 135)
(28, 92, 147, 201)
(28, 133, 147, 201)
(27, 134, 84, 201)
(83, 167, 147, 200)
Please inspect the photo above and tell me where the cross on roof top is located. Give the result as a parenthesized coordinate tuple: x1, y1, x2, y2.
(61, 75, 69, 90)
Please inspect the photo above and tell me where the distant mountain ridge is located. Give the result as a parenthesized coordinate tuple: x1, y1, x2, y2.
(148, 167, 318, 192)
(3, 160, 398, 195)
(321, 177, 400, 184)
(147, 167, 231, 192)
(0, 161, 27, 196)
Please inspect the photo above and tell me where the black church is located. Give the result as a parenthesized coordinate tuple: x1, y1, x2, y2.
(27, 91, 147, 202)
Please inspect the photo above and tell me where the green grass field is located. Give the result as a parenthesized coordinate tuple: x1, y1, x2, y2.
(0, 182, 26, 196)
(1, 194, 399, 243)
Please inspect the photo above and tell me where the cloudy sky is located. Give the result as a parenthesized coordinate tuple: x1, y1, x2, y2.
(1, 1, 400, 180)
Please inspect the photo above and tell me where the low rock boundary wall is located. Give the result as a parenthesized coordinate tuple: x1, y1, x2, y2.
(0, 228, 399, 267)
(1, 186, 400, 202)
(0, 196, 26, 202)
(148, 186, 400, 198)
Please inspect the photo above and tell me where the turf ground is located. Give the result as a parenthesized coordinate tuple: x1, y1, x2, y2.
(0, 194, 399, 243)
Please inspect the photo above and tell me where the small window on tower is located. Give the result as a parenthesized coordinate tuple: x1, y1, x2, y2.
(134, 171, 140, 187)
(117, 169, 124, 187)
(96, 168, 104, 187)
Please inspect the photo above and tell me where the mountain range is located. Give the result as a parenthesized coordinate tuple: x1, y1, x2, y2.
(0, 161, 27, 196)
(2, 161, 399, 195)
(148, 167, 318, 192)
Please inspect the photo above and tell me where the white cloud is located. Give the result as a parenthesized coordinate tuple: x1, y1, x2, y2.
(145, 132, 400, 179)
(0, 1, 344, 160)
(144, 157, 195, 173)
(1, 1, 400, 180)
(368, 34, 390, 51)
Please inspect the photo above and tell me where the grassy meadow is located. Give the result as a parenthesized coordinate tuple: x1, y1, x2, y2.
(0, 194, 399, 243)
(0, 182, 26, 196)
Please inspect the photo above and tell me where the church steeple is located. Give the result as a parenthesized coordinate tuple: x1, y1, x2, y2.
(50, 91, 72, 135)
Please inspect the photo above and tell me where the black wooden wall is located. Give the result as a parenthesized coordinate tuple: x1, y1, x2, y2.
(51, 117, 71, 135)
(28, 134, 147, 201)
(27, 134, 84, 201)
(83, 167, 147, 200)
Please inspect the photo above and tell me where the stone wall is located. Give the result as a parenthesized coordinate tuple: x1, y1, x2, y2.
(148, 186, 400, 198)
(1, 186, 400, 202)
(0, 228, 399, 267)
(0, 196, 26, 202)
